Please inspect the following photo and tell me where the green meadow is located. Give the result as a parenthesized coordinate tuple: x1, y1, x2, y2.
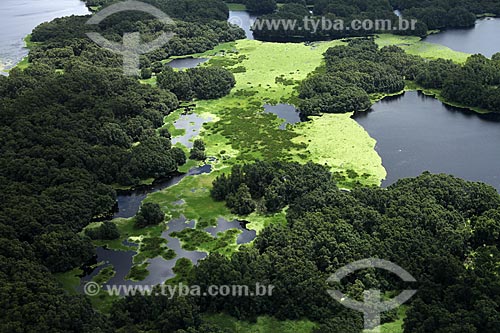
(374, 34, 469, 63)
(95, 35, 473, 282)
(135, 39, 387, 258)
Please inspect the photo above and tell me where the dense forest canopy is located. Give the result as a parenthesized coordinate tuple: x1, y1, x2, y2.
(0, 2, 242, 330)
(29, 0, 244, 70)
(85, 0, 231, 21)
(242, 0, 500, 41)
(298, 39, 500, 115)
(2, 0, 500, 331)
(107, 162, 500, 332)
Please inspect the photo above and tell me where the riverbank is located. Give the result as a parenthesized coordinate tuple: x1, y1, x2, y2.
(1, 35, 33, 74)
(0, 0, 89, 73)
(404, 81, 493, 114)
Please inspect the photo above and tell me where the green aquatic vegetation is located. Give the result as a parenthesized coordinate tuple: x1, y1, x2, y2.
(171, 227, 241, 255)
(207, 55, 246, 67)
(133, 36, 472, 267)
(185, 41, 239, 59)
(54, 268, 83, 294)
(4, 35, 38, 73)
(230, 66, 247, 73)
(90, 217, 163, 252)
(171, 229, 213, 251)
(291, 113, 386, 187)
(139, 39, 385, 255)
(93, 265, 116, 285)
(191, 39, 386, 189)
(375, 34, 469, 63)
(133, 236, 174, 263)
(145, 172, 233, 222)
(167, 258, 194, 284)
(126, 263, 150, 281)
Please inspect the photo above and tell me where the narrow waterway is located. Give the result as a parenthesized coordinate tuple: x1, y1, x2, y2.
(229, 10, 257, 39)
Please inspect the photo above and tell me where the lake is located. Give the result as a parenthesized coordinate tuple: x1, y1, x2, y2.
(425, 18, 500, 58)
(0, 0, 89, 71)
(229, 10, 258, 39)
(353, 91, 500, 191)
(263, 103, 302, 129)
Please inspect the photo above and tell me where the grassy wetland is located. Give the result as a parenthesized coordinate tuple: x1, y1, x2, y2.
(84, 34, 477, 291)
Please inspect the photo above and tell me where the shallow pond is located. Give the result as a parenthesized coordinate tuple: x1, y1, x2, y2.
(171, 113, 213, 148)
(205, 218, 257, 244)
(80, 215, 257, 292)
(114, 164, 212, 219)
(167, 57, 208, 69)
(263, 103, 302, 129)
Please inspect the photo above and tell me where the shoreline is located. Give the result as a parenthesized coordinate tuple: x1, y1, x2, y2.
(2, 34, 33, 74)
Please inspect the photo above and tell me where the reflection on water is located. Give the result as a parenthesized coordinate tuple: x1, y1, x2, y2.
(171, 113, 213, 148)
(205, 217, 257, 244)
(114, 165, 212, 219)
(229, 10, 258, 40)
(263, 103, 302, 129)
(167, 57, 208, 69)
(80, 215, 256, 292)
(79, 247, 136, 289)
(425, 18, 500, 58)
(353, 91, 500, 191)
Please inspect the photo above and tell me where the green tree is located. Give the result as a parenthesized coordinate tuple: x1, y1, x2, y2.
(85, 222, 120, 240)
(34, 231, 95, 273)
(141, 67, 152, 79)
(226, 184, 256, 215)
(135, 202, 165, 228)
(246, 0, 277, 14)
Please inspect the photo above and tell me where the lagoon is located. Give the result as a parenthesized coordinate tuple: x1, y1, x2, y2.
(425, 18, 500, 58)
(353, 91, 500, 191)
(0, 0, 89, 71)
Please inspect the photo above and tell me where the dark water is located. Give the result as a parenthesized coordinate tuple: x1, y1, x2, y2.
(114, 165, 212, 219)
(167, 57, 208, 69)
(205, 217, 257, 244)
(229, 10, 258, 39)
(263, 103, 302, 129)
(171, 113, 212, 148)
(425, 18, 500, 58)
(0, 0, 89, 71)
(81, 161, 258, 289)
(80, 215, 257, 291)
(353, 91, 500, 191)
